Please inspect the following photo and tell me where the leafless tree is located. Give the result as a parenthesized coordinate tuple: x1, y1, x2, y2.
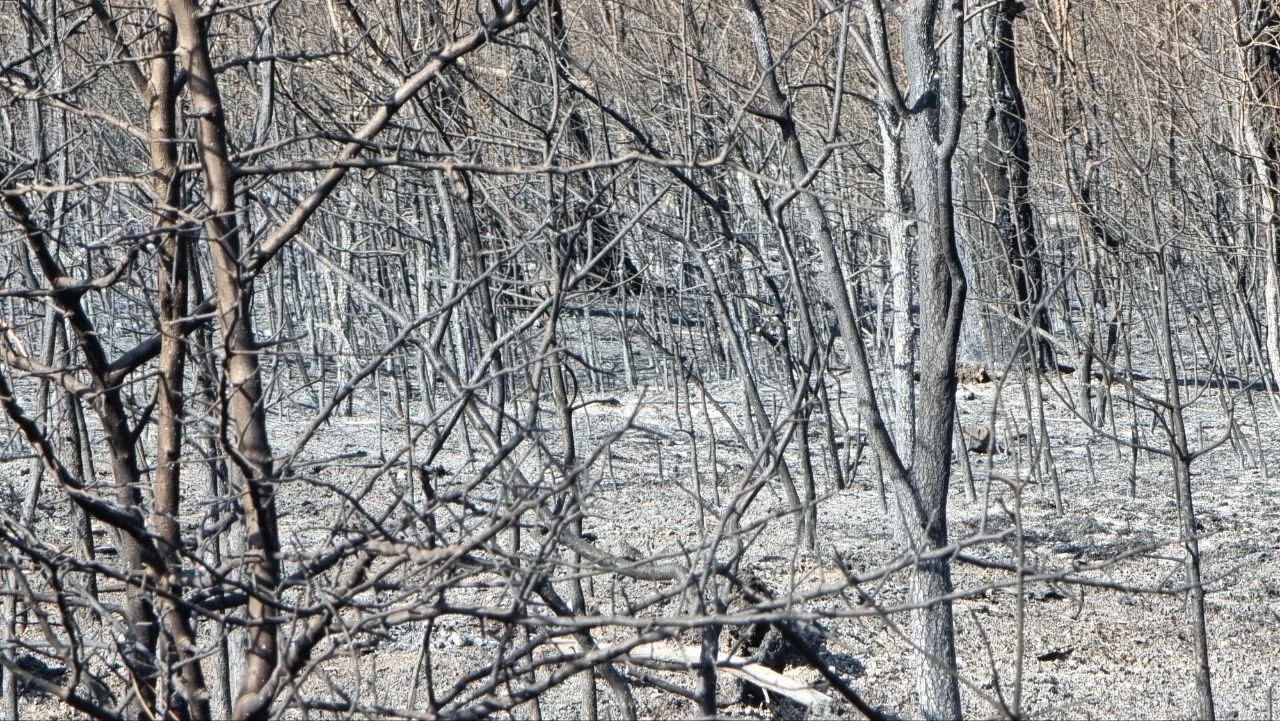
(3, 0, 1276, 719)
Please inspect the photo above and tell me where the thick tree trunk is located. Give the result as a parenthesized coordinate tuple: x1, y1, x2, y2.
(900, 1, 967, 716)
(744, 0, 966, 716)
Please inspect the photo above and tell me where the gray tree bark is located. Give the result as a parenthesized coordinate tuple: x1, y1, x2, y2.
(744, 0, 967, 716)
(899, 3, 967, 717)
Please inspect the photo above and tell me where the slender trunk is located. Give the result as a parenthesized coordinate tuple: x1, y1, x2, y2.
(866, 0, 917, 542)
(866, 19, 916, 455)
(1154, 246, 1215, 721)
(149, 2, 211, 715)
(2, 193, 161, 715)
(169, 3, 281, 714)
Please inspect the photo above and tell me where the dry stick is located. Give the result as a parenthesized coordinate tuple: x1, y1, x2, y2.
(967, 608, 1014, 716)
(1015, 374, 1045, 504)
(954, 406, 978, 502)
(18, 304, 58, 531)
(546, 308, 598, 721)
(1, 561, 16, 718)
(1011, 474, 1027, 716)
(701, 385, 723, 509)
(815, 341, 846, 492)
(185, 264, 238, 717)
(1029, 366, 1064, 514)
(535, 581, 637, 720)
(679, 378, 707, 536)
(765, 209, 825, 549)
(61, 345, 99, 601)
(723, 571, 886, 720)
(1124, 309, 1141, 497)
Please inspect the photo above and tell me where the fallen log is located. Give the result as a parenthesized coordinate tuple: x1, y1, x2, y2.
(548, 637, 833, 708)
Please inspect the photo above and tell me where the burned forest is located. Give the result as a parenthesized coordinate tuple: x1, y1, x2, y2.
(2, 0, 1279, 718)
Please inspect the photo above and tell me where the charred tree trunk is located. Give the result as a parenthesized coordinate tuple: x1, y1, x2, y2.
(1236, 1, 1280, 389)
(962, 0, 1050, 370)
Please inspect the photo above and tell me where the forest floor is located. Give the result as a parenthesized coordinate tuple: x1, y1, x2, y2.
(264, 368, 1280, 719)
(542, 372, 1280, 720)
(11, 369, 1280, 719)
